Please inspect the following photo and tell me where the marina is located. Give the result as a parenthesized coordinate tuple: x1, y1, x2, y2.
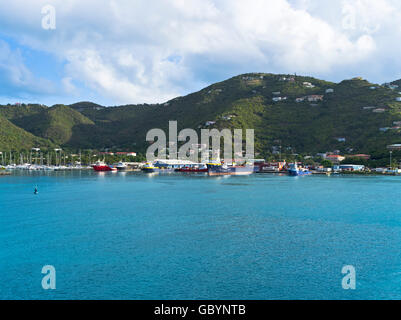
(2, 158, 401, 177)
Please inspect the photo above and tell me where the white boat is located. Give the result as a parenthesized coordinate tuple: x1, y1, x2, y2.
(115, 162, 128, 171)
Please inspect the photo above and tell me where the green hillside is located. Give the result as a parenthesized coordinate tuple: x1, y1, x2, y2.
(0, 114, 54, 151)
(2, 73, 401, 157)
(0, 104, 95, 146)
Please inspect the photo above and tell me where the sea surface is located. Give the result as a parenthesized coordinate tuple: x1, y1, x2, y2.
(1, 171, 401, 300)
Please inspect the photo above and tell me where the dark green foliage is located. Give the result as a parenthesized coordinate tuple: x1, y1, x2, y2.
(0, 114, 54, 151)
(321, 160, 333, 168)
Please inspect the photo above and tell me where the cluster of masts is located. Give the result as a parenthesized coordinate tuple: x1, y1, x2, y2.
(0, 148, 89, 170)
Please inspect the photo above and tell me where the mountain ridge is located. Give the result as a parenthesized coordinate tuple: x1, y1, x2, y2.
(1, 73, 401, 159)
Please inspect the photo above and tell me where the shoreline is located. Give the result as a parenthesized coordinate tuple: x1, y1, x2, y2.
(2, 169, 400, 178)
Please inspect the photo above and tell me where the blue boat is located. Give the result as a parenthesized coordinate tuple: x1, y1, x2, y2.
(288, 163, 311, 176)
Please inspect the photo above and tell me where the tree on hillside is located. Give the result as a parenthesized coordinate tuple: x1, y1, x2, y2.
(320, 159, 333, 168)
(342, 157, 369, 166)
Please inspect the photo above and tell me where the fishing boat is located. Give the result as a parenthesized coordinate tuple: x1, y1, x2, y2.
(288, 163, 311, 176)
(92, 160, 116, 172)
(207, 163, 254, 176)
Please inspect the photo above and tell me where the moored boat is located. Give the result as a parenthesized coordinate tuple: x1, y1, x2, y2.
(207, 163, 254, 176)
(92, 160, 116, 172)
(177, 164, 208, 173)
(142, 162, 160, 173)
(288, 163, 311, 176)
(116, 162, 128, 171)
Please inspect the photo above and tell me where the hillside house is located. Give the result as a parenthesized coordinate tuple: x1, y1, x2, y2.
(303, 82, 315, 88)
(394, 121, 401, 126)
(325, 88, 334, 93)
(295, 95, 324, 103)
(396, 97, 401, 102)
(380, 127, 390, 132)
(242, 76, 256, 81)
(335, 137, 346, 142)
(272, 92, 281, 95)
(385, 83, 399, 90)
(325, 154, 346, 164)
(222, 115, 236, 121)
(373, 108, 386, 113)
(363, 106, 376, 110)
(115, 152, 137, 157)
(316, 153, 327, 158)
(388, 144, 401, 150)
(205, 121, 216, 126)
(279, 76, 295, 82)
(272, 97, 287, 102)
(307, 95, 324, 102)
(370, 87, 377, 90)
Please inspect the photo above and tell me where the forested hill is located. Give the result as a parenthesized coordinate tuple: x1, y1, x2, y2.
(2, 73, 401, 158)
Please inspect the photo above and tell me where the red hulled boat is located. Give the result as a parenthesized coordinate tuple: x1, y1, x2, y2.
(92, 161, 117, 172)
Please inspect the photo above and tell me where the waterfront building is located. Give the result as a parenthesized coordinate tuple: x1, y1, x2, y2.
(325, 154, 346, 164)
(335, 164, 365, 171)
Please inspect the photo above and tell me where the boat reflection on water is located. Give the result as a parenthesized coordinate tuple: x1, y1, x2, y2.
(142, 162, 160, 173)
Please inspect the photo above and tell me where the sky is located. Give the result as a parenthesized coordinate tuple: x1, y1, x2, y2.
(0, 0, 401, 106)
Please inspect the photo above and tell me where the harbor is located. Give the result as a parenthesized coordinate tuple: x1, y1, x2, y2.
(2, 157, 401, 177)
(2, 170, 401, 300)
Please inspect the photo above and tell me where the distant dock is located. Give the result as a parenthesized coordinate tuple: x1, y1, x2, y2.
(0, 171, 11, 176)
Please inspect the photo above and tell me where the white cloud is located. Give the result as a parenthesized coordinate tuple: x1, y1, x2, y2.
(0, 0, 401, 104)
(0, 39, 54, 96)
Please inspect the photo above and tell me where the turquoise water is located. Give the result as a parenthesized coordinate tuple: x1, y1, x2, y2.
(1, 171, 401, 300)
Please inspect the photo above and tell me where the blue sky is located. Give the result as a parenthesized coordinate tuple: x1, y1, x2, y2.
(1, 0, 401, 106)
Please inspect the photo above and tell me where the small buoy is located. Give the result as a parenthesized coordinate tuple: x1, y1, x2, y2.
(34, 187, 38, 195)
